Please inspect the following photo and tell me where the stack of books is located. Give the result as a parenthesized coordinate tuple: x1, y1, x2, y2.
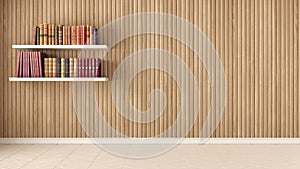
(16, 51, 43, 77)
(32, 23, 98, 45)
(43, 57, 102, 78)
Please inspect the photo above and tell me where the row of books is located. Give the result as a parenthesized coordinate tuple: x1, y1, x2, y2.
(32, 23, 98, 45)
(16, 51, 102, 78)
(44, 57, 102, 77)
(16, 51, 43, 77)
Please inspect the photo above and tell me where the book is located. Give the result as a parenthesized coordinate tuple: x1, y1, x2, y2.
(44, 23, 48, 45)
(88, 58, 92, 77)
(69, 58, 74, 77)
(78, 58, 81, 77)
(61, 58, 65, 77)
(36, 27, 40, 45)
(56, 58, 61, 77)
(32, 26, 37, 45)
(48, 57, 52, 77)
(65, 58, 70, 77)
(90, 25, 95, 45)
(39, 24, 44, 45)
(71, 26, 76, 45)
(95, 58, 101, 77)
(76, 26, 80, 45)
(82, 25, 86, 45)
(16, 52, 21, 77)
(84, 58, 88, 77)
(48, 24, 51, 45)
(73, 58, 78, 77)
(58, 25, 63, 45)
(91, 58, 95, 77)
(94, 28, 98, 45)
(54, 26, 58, 45)
(63, 26, 66, 45)
(86, 25, 90, 45)
(38, 52, 42, 77)
(52, 58, 56, 77)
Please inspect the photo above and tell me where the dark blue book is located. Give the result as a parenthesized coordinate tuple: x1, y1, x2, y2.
(94, 28, 98, 45)
(56, 58, 61, 77)
(65, 58, 70, 77)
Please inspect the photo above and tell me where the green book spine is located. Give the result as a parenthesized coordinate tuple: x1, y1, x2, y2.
(36, 27, 40, 45)
(55, 26, 58, 45)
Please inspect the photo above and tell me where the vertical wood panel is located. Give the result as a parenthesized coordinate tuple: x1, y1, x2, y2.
(1, 0, 300, 138)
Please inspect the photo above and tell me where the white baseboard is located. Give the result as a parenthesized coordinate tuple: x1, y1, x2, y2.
(1, 138, 300, 144)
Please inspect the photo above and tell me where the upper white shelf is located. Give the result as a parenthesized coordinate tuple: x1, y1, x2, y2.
(12, 45, 109, 50)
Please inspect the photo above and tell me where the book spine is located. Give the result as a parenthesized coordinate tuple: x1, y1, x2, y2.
(56, 58, 61, 77)
(44, 58, 48, 77)
(68, 26, 72, 45)
(39, 24, 44, 45)
(20, 52, 23, 77)
(29, 52, 33, 77)
(58, 25, 63, 45)
(78, 58, 81, 77)
(86, 25, 90, 45)
(65, 58, 70, 77)
(52, 58, 57, 77)
(73, 58, 78, 77)
(44, 23, 48, 45)
(82, 25, 86, 45)
(32, 52, 36, 77)
(94, 28, 98, 45)
(48, 57, 52, 77)
(63, 26, 66, 45)
(90, 25, 95, 45)
(88, 58, 92, 77)
(95, 58, 100, 77)
(36, 27, 40, 45)
(69, 58, 74, 77)
(54, 26, 58, 45)
(81, 58, 85, 77)
(71, 26, 76, 45)
(51, 24, 55, 45)
(32, 26, 37, 45)
(38, 52, 42, 77)
(48, 24, 51, 45)
(91, 58, 95, 77)
(76, 26, 80, 45)
(84, 58, 89, 77)
(16, 52, 21, 77)
(26, 52, 29, 77)
(61, 58, 65, 77)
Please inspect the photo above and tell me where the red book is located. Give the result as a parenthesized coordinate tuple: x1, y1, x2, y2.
(38, 52, 42, 77)
(33, 52, 37, 77)
(91, 58, 95, 77)
(88, 58, 92, 77)
(29, 52, 33, 77)
(24, 52, 28, 77)
(20, 52, 23, 77)
(84, 58, 88, 77)
(23, 52, 26, 77)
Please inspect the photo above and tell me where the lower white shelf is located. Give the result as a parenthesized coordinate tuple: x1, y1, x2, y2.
(9, 77, 109, 82)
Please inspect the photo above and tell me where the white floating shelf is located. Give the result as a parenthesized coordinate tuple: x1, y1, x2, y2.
(12, 45, 109, 50)
(9, 77, 109, 82)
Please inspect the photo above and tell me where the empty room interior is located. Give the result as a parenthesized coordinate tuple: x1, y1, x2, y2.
(0, 0, 300, 168)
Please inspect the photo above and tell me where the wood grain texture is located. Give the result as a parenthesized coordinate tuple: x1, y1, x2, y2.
(1, 0, 300, 138)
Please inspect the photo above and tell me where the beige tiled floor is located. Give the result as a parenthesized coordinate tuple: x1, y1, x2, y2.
(0, 144, 300, 169)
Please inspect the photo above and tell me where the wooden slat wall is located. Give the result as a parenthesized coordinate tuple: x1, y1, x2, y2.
(1, 0, 300, 138)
